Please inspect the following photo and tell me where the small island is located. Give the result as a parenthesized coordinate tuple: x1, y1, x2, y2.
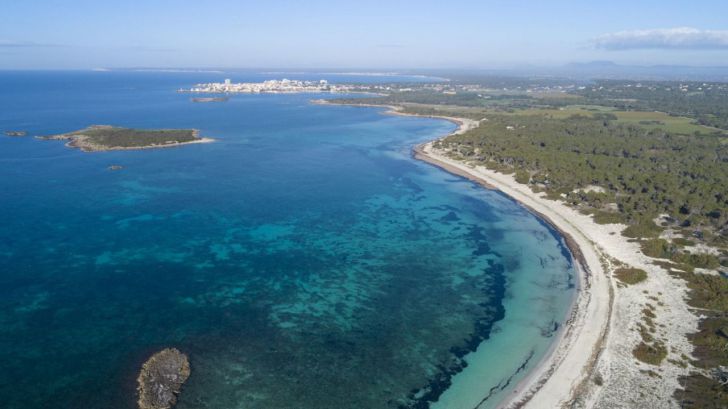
(137, 348, 190, 409)
(4, 130, 28, 137)
(38, 125, 214, 152)
(191, 97, 228, 103)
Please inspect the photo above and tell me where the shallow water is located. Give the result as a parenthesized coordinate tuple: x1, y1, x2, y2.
(0, 71, 574, 408)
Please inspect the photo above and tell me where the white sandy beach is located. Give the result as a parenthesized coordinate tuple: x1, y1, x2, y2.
(417, 140, 612, 408)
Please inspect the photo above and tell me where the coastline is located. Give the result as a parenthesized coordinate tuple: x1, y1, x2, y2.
(415, 138, 696, 409)
(311, 99, 481, 135)
(67, 136, 216, 152)
(318, 97, 608, 407)
(415, 141, 612, 408)
(318, 98, 697, 408)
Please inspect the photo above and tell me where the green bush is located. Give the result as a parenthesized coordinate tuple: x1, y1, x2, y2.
(592, 210, 625, 225)
(641, 239, 673, 259)
(674, 374, 728, 408)
(623, 219, 662, 238)
(672, 237, 694, 246)
(633, 341, 667, 365)
(672, 252, 721, 270)
(514, 169, 530, 184)
(614, 268, 648, 285)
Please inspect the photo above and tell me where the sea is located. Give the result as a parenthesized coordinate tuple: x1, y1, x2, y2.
(0, 70, 575, 409)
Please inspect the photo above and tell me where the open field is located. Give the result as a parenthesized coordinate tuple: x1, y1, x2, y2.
(493, 105, 723, 134)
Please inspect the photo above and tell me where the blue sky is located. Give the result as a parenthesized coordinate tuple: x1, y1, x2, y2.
(2, 0, 728, 69)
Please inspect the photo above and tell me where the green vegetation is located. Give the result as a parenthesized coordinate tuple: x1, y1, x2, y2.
(669, 267, 728, 406)
(674, 373, 728, 408)
(332, 89, 575, 117)
(591, 210, 624, 224)
(481, 106, 719, 134)
(623, 220, 662, 239)
(641, 239, 721, 270)
(633, 302, 665, 366)
(641, 239, 673, 259)
(681, 272, 728, 313)
(613, 268, 647, 285)
(41, 125, 202, 151)
(672, 252, 721, 270)
(574, 80, 728, 131)
(341, 91, 497, 107)
(75, 126, 198, 148)
(633, 340, 668, 366)
(610, 110, 714, 135)
(437, 113, 727, 253)
(514, 169, 530, 184)
(672, 237, 695, 246)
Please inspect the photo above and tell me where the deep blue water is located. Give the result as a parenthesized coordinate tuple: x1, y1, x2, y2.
(0, 71, 574, 409)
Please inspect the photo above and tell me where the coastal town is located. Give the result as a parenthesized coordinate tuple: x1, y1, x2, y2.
(179, 78, 371, 94)
(179, 78, 589, 96)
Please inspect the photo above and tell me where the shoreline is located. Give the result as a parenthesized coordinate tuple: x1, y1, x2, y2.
(415, 141, 612, 409)
(38, 126, 215, 152)
(316, 98, 697, 408)
(316, 97, 611, 407)
(311, 99, 481, 135)
(68, 136, 216, 152)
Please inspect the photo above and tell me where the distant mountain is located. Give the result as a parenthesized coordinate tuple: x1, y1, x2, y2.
(557, 61, 728, 81)
(565, 61, 620, 68)
(414, 63, 728, 83)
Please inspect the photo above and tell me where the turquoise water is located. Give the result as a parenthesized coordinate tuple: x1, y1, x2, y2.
(0, 71, 574, 408)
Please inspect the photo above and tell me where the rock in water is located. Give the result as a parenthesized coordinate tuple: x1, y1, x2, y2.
(137, 348, 190, 409)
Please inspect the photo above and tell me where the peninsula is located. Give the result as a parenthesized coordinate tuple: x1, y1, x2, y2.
(38, 125, 214, 152)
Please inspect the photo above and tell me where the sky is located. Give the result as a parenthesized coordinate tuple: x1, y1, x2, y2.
(2, 0, 728, 69)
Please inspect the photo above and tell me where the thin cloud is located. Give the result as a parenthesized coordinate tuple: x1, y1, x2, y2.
(0, 40, 66, 48)
(125, 45, 179, 53)
(594, 27, 728, 50)
(0, 41, 177, 52)
(376, 43, 407, 49)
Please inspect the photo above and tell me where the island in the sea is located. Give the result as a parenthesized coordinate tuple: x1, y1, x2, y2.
(191, 96, 229, 103)
(136, 348, 190, 409)
(4, 130, 28, 137)
(38, 125, 214, 152)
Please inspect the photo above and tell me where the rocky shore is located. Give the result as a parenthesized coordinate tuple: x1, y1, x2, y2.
(137, 348, 190, 409)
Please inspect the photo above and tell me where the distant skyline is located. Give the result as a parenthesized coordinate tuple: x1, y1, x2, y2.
(2, 0, 728, 69)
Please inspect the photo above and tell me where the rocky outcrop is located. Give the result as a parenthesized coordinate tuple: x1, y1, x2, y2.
(137, 348, 190, 409)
